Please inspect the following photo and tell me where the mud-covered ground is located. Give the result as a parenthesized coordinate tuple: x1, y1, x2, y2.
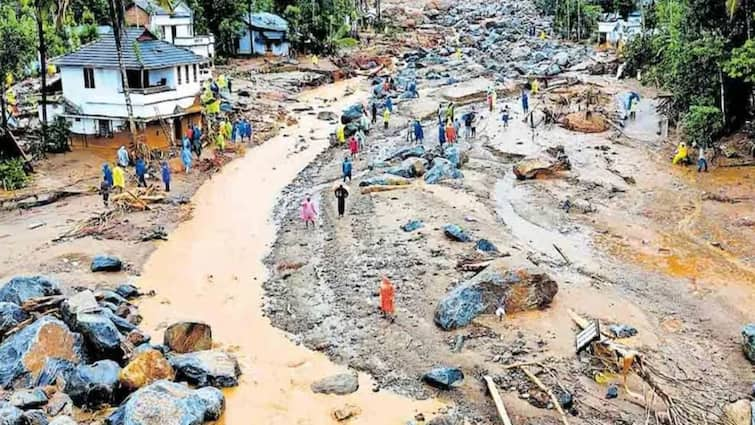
(262, 4, 755, 422)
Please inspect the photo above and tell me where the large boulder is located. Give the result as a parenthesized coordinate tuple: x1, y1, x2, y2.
(61, 291, 124, 360)
(723, 399, 753, 425)
(65, 360, 121, 408)
(9, 388, 48, 409)
(22, 409, 48, 425)
(0, 276, 60, 305)
(513, 156, 569, 180)
(434, 257, 559, 330)
(386, 158, 428, 178)
(554, 51, 570, 67)
(119, 349, 175, 391)
(49, 417, 77, 425)
(311, 372, 359, 395)
(0, 317, 86, 389)
(91, 255, 123, 272)
(359, 174, 412, 188)
(422, 367, 464, 390)
(425, 158, 463, 184)
(386, 145, 426, 161)
(164, 322, 212, 354)
(743, 324, 755, 363)
(106, 380, 225, 425)
(0, 302, 30, 336)
(443, 145, 468, 169)
(0, 406, 26, 425)
(168, 350, 240, 388)
(45, 392, 73, 417)
(35, 358, 77, 387)
(114, 284, 140, 300)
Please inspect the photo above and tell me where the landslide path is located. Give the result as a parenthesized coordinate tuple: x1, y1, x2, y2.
(132, 79, 440, 423)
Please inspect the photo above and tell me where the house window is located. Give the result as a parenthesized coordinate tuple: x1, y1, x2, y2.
(83, 68, 95, 89)
(185, 65, 190, 83)
(193, 64, 197, 82)
(98, 119, 111, 137)
(177, 66, 182, 85)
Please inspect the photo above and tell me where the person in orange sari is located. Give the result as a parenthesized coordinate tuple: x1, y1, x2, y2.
(445, 120, 457, 144)
(380, 276, 395, 321)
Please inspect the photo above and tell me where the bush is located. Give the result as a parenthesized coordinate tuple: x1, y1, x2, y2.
(681, 105, 723, 147)
(0, 158, 28, 190)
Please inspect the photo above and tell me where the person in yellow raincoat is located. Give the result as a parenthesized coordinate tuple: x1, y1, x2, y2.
(383, 108, 390, 129)
(531, 79, 540, 95)
(215, 131, 226, 151)
(455, 47, 462, 61)
(223, 120, 233, 140)
(336, 124, 345, 143)
(112, 165, 125, 192)
(217, 74, 227, 90)
(672, 142, 688, 165)
(539, 30, 547, 40)
(311, 55, 319, 66)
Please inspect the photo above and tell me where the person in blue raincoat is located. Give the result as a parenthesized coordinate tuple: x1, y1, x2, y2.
(413, 119, 424, 144)
(438, 122, 446, 150)
(245, 119, 253, 143)
(385, 97, 393, 113)
(135, 157, 147, 187)
(117, 146, 130, 167)
(161, 161, 171, 192)
(181, 135, 191, 150)
(181, 146, 192, 173)
(342, 157, 353, 182)
(192, 124, 202, 157)
(102, 163, 113, 187)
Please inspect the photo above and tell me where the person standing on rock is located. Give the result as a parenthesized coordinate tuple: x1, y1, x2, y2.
(334, 185, 349, 218)
(161, 161, 171, 192)
(300, 196, 317, 228)
(413, 119, 424, 144)
(380, 276, 395, 321)
(342, 157, 353, 182)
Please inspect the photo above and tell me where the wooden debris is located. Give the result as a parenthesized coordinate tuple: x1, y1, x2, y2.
(456, 258, 493, 272)
(520, 367, 569, 425)
(360, 185, 411, 194)
(483, 376, 514, 425)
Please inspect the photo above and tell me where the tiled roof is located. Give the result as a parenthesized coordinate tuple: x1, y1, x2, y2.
(243, 12, 288, 32)
(52, 28, 206, 69)
(130, 0, 191, 16)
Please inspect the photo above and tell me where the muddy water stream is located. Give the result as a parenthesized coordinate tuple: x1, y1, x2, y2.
(134, 79, 440, 424)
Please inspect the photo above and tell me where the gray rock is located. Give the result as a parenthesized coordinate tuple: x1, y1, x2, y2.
(91, 255, 123, 272)
(0, 406, 26, 425)
(0, 276, 61, 305)
(422, 367, 464, 389)
(61, 290, 124, 360)
(743, 324, 755, 363)
(65, 360, 122, 408)
(114, 284, 140, 300)
(0, 317, 87, 389)
(45, 392, 73, 417)
(386, 158, 428, 178)
(22, 409, 48, 425)
(554, 51, 570, 67)
(546, 63, 562, 76)
(434, 257, 559, 330)
(311, 372, 359, 395)
(425, 158, 463, 184)
(9, 388, 48, 409)
(0, 302, 30, 336)
(510, 46, 531, 60)
(106, 380, 225, 425)
(443, 145, 468, 169)
(35, 359, 77, 388)
(164, 322, 212, 354)
(168, 350, 240, 388)
(443, 224, 472, 242)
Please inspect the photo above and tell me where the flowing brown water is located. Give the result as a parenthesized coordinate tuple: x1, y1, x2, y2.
(135, 79, 441, 424)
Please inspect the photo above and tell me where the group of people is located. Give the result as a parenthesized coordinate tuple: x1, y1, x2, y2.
(673, 141, 709, 172)
(100, 146, 172, 207)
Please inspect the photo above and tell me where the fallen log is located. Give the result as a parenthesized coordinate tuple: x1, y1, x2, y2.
(483, 376, 514, 425)
(360, 185, 411, 194)
(520, 367, 569, 425)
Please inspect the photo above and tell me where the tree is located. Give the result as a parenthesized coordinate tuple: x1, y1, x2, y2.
(681, 105, 724, 146)
(724, 38, 755, 82)
(0, 4, 36, 129)
(106, 0, 137, 145)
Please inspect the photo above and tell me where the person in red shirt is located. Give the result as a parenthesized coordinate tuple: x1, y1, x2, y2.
(348, 135, 359, 159)
(380, 276, 395, 321)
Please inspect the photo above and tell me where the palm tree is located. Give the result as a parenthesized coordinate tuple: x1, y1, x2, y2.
(34, 0, 68, 147)
(107, 0, 137, 146)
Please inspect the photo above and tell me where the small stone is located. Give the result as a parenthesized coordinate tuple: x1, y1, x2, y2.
(90, 255, 123, 272)
(168, 350, 240, 388)
(119, 349, 175, 390)
(332, 404, 361, 421)
(9, 388, 48, 409)
(163, 322, 212, 353)
(311, 372, 359, 395)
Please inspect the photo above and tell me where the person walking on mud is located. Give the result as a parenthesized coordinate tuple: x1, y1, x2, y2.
(100, 177, 111, 207)
(697, 146, 709, 172)
(380, 276, 395, 322)
(161, 161, 171, 192)
(383, 108, 391, 130)
(438, 121, 446, 151)
(413, 119, 424, 144)
(371, 102, 378, 125)
(334, 184, 349, 218)
(348, 135, 359, 159)
(300, 196, 317, 228)
(135, 156, 147, 187)
(521, 88, 530, 116)
(342, 157, 353, 182)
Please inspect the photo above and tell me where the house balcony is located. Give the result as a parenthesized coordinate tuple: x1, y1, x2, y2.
(174, 34, 215, 48)
(129, 85, 175, 95)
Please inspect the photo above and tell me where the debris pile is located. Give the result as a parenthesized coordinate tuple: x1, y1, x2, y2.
(0, 275, 239, 424)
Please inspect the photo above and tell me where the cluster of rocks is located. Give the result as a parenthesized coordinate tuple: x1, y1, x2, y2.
(367, 144, 469, 186)
(0, 272, 240, 424)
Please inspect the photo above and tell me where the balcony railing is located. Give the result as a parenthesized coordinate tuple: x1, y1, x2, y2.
(127, 85, 175, 95)
(173, 35, 215, 46)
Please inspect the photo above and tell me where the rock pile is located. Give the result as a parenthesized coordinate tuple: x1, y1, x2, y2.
(0, 274, 240, 424)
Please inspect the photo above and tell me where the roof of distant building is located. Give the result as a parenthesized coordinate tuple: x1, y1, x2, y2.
(243, 12, 288, 32)
(128, 0, 191, 17)
(52, 28, 206, 69)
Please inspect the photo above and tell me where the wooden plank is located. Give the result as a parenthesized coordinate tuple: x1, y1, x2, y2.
(483, 375, 514, 425)
(520, 367, 569, 425)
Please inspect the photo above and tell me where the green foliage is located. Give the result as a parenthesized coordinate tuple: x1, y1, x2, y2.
(724, 39, 755, 83)
(282, 0, 358, 53)
(0, 4, 36, 87)
(27, 117, 71, 158)
(0, 158, 29, 190)
(185, 0, 245, 55)
(681, 105, 723, 146)
(552, 0, 602, 41)
(132, 40, 142, 63)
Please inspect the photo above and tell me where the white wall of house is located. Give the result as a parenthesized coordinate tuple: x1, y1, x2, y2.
(151, 15, 193, 43)
(59, 64, 201, 134)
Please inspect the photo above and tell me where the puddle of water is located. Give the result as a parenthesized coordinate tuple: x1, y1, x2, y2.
(134, 78, 441, 424)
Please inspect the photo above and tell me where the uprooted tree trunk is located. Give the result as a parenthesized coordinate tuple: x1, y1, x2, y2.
(108, 0, 138, 149)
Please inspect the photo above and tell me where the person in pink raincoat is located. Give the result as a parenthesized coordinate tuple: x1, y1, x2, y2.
(300, 196, 317, 228)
